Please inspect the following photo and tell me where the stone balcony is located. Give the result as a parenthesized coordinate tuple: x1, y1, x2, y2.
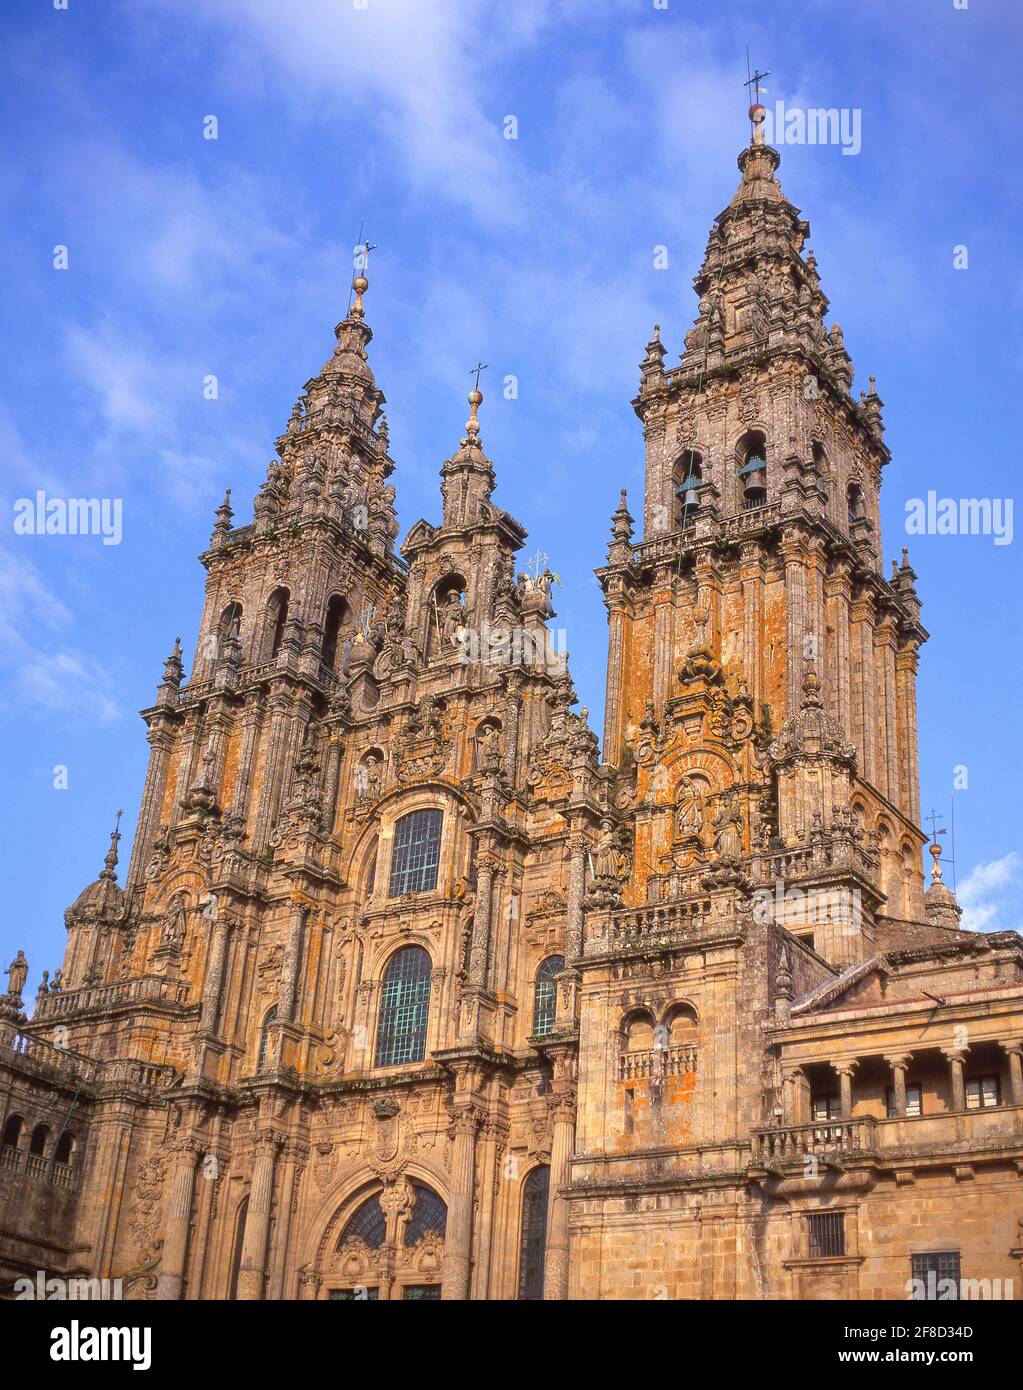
(618, 1044, 698, 1082)
(750, 1104, 1023, 1172)
(32, 974, 191, 1023)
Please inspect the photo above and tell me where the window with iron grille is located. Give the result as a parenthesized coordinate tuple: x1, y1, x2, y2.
(374, 945, 432, 1067)
(402, 1284, 442, 1300)
(328, 1286, 380, 1300)
(388, 809, 443, 897)
(885, 1083, 922, 1118)
(965, 1076, 1000, 1109)
(256, 1006, 277, 1073)
(404, 1183, 447, 1246)
(517, 1166, 551, 1300)
(911, 1251, 961, 1299)
(339, 1192, 387, 1250)
(807, 1210, 845, 1259)
(532, 956, 564, 1036)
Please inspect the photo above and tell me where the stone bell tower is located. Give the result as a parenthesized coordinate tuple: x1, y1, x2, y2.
(597, 102, 929, 952)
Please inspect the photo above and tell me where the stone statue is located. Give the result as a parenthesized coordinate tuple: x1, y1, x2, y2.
(5, 950, 28, 998)
(712, 793, 744, 861)
(592, 821, 628, 881)
(358, 752, 383, 802)
(441, 591, 466, 649)
(675, 778, 705, 839)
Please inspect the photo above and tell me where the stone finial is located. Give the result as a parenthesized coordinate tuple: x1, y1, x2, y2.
(162, 637, 184, 688)
(211, 488, 233, 545)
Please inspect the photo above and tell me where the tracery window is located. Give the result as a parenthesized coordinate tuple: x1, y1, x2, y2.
(388, 809, 443, 897)
(532, 956, 564, 1037)
(404, 1183, 447, 1246)
(374, 946, 432, 1067)
(517, 1166, 550, 1300)
(340, 1192, 387, 1250)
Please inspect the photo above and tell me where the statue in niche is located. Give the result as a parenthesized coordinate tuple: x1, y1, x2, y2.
(357, 752, 383, 803)
(675, 777, 706, 840)
(161, 897, 187, 949)
(440, 590, 467, 649)
(476, 723, 502, 773)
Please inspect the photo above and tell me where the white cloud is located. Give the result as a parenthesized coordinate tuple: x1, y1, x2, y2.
(957, 853, 1022, 934)
(0, 537, 121, 722)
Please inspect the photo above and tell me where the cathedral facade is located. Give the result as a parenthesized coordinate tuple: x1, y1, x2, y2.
(2, 116, 1022, 1302)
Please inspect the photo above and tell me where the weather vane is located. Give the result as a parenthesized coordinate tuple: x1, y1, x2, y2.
(744, 45, 770, 107)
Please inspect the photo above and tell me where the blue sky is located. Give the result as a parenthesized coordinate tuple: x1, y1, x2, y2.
(2, 0, 1021, 995)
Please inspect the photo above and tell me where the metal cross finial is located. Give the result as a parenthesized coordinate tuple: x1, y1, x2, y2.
(744, 45, 770, 106)
(355, 239, 377, 273)
(113, 809, 124, 835)
(470, 361, 488, 392)
(925, 809, 946, 845)
(527, 549, 549, 582)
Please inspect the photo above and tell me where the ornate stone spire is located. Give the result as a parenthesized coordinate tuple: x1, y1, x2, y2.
(925, 839, 963, 932)
(439, 366, 497, 529)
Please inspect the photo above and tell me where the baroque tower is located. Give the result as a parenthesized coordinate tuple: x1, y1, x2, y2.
(2, 114, 1021, 1305)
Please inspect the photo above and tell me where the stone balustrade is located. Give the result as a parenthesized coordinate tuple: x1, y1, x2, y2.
(32, 975, 190, 1022)
(618, 1044, 698, 1082)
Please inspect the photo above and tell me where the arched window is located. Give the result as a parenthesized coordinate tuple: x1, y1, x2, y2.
(322, 594, 348, 672)
(665, 1004, 698, 1047)
(737, 430, 768, 509)
(532, 956, 564, 1036)
(53, 1131, 76, 1166)
(674, 452, 703, 528)
(517, 1166, 551, 1301)
(266, 588, 290, 658)
(29, 1123, 49, 1157)
(388, 809, 443, 897)
(257, 1006, 278, 1073)
(623, 1012, 655, 1052)
(2, 1114, 24, 1148)
(404, 1183, 447, 1246)
(375, 946, 432, 1067)
(340, 1192, 387, 1249)
(218, 601, 243, 655)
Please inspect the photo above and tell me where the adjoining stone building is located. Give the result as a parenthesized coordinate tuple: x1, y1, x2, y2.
(2, 112, 1021, 1301)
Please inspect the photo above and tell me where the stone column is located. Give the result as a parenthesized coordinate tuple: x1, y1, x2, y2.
(440, 1109, 480, 1300)
(279, 904, 307, 1022)
(543, 1093, 576, 1300)
(782, 534, 807, 714)
(155, 1142, 199, 1300)
(297, 1269, 321, 1301)
(602, 588, 628, 765)
(739, 542, 763, 708)
(1003, 1042, 1023, 1107)
(943, 1047, 968, 1112)
(199, 918, 231, 1035)
(781, 1066, 804, 1125)
(832, 1060, 858, 1120)
(267, 1146, 304, 1299)
(885, 1054, 912, 1117)
(236, 1131, 281, 1300)
(126, 726, 173, 891)
(467, 855, 495, 989)
(564, 834, 588, 961)
(231, 694, 264, 818)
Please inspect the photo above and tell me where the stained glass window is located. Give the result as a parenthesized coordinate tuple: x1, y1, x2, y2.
(388, 810, 443, 897)
(517, 1166, 550, 1300)
(375, 946, 432, 1067)
(532, 956, 564, 1036)
(339, 1192, 387, 1250)
(404, 1184, 447, 1246)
